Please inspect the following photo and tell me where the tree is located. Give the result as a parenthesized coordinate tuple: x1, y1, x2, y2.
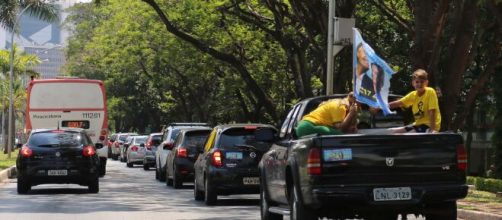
(0, 0, 59, 31)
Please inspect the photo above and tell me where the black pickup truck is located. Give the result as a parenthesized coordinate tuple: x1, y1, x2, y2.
(258, 95, 468, 220)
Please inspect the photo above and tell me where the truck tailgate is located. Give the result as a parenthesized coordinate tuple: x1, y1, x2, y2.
(317, 133, 465, 185)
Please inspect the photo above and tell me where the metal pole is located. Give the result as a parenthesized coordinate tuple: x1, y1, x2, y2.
(8, 5, 31, 158)
(326, 0, 335, 95)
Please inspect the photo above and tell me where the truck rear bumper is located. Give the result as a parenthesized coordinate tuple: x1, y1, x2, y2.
(309, 184, 468, 210)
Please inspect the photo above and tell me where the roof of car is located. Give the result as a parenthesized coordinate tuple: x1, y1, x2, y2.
(214, 123, 276, 130)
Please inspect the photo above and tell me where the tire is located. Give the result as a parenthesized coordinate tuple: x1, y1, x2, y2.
(112, 155, 118, 160)
(99, 158, 106, 177)
(260, 185, 282, 220)
(155, 165, 160, 180)
(166, 167, 173, 186)
(194, 177, 204, 201)
(88, 175, 99, 193)
(204, 176, 217, 205)
(143, 163, 150, 170)
(159, 164, 166, 182)
(17, 177, 31, 194)
(425, 201, 457, 220)
(127, 162, 133, 168)
(173, 164, 183, 189)
(289, 184, 317, 220)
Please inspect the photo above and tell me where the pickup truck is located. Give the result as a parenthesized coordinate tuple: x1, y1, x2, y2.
(258, 95, 468, 220)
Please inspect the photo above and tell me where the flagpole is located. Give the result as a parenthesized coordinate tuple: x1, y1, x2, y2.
(326, 0, 335, 95)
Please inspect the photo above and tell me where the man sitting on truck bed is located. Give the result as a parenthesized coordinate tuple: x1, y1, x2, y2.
(295, 93, 358, 138)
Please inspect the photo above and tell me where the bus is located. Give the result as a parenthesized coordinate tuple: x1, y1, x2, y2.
(25, 79, 109, 176)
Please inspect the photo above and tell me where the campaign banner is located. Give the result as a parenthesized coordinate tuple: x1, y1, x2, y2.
(353, 28, 395, 115)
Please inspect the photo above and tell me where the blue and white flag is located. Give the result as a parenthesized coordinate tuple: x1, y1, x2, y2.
(353, 28, 395, 115)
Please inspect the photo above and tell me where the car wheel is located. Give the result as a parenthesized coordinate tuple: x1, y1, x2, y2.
(289, 184, 317, 220)
(194, 177, 204, 201)
(88, 175, 99, 193)
(204, 176, 217, 205)
(173, 165, 182, 189)
(159, 164, 166, 181)
(425, 201, 457, 220)
(127, 162, 133, 168)
(143, 163, 150, 170)
(17, 176, 31, 194)
(99, 158, 106, 177)
(260, 185, 281, 220)
(155, 165, 160, 180)
(166, 167, 173, 186)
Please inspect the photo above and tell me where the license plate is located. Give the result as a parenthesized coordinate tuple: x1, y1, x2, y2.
(373, 187, 411, 201)
(226, 152, 243, 160)
(47, 170, 68, 176)
(243, 177, 259, 185)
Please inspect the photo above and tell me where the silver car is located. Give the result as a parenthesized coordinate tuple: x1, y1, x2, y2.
(126, 135, 148, 167)
(112, 133, 137, 160)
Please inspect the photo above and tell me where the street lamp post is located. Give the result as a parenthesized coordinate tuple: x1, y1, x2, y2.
(7, 4, 31, 158)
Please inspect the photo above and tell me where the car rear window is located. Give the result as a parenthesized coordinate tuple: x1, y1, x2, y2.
(119, 135, 128, 141)
(217, 127, 274, 151)
(151, 135, 162, 145)
(133, 137, 148, 144)
(29, 132, 87, 147)
(183, 131, 211, 150)
(170, 129, 181, 142)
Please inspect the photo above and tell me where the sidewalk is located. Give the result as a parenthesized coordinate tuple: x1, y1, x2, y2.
(0, 166, 16, 184)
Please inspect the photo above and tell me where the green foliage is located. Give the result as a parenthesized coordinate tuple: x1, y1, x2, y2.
(468, 176, 502, 193)
(493, 68, 502, 178)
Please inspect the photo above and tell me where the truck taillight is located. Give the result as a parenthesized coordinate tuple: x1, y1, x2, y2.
(177, 147, 187, 158)
(307, 148, 321, 175)
(83, 146, 96, 157)
(211, 150, 223, 168)
(20, 146, 33, 158)
(457, 144, 468, 171)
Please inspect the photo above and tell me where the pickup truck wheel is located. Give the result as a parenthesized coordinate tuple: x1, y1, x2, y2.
(425, 201, 457, 220)
(290, 185, 317, 220)
(204, 177, 217, 205)
(260, 187, 281, 220)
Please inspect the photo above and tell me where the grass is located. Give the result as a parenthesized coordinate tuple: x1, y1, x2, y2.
(464, 188, 502, 204)
(0, 152, 17, 170)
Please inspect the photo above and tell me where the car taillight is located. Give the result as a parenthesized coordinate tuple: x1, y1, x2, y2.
(131, 146, 139, 152)
(146, 139, 152, 150)
(307, 148, 321, 175)
(211, 150, 223, 168)
(177, 147, 187, 158)
(99, 135, 105, 141)
(83, 146, 96, 157)
(114, 142, 120, 148)
(457, 144, 468, 171)
(20, 146, 33, 158)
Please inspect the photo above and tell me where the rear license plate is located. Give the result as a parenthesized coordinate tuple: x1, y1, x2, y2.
(226, 152, 243, 160)
(243, 177, 260, 185)
(47, 170, 68, 176)
(373, 187, 411, 201)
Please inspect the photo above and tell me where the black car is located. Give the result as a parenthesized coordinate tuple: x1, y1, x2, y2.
(193, 124, 277, 205)
(165, 128, 212, 188)
(16, 129, 102, 194)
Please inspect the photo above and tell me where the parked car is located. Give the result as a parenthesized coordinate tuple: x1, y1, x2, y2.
(120, 135, 137, 162)
(155, 123, 208, 181)
(16, 128, 102, 194)
(111, 133, 137, 160)
(126, 135, 149, 167)
(141, 132, 163, 170)
(165, 128, 212, 188)
(258, 95, 468, 220)
(193, 124, 277, 205)
(107, 133, 117, 158)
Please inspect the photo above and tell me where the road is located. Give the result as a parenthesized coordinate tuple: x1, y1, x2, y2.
(0, 160, 431, 220)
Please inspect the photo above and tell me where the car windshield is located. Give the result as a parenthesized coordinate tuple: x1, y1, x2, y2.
(119, 135, 128, 141)
(29, 132, 85, 147)
(218, 128, 274, 152)
(151, 135, 162, 145)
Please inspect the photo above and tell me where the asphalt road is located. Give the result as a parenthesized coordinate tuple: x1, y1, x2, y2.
(0, 160, 431, 220)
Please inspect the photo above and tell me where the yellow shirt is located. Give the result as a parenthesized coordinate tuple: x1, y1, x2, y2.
(400, 87, 441, 131)
(302, 99, 348, 127)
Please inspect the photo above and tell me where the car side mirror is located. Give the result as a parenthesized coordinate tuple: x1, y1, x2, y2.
(163, 142, 174, 150)
(140, 143, 145, 148)
(95, 143, 104, 149)
(255, 128, 277, 142)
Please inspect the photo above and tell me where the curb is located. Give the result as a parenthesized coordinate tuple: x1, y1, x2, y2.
(0, 166, 17, 183)
(459, 209, 502, 220)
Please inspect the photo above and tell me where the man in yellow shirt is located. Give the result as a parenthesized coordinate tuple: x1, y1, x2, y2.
(388, 69, 441, 133)
(296, 94, 358, 138)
